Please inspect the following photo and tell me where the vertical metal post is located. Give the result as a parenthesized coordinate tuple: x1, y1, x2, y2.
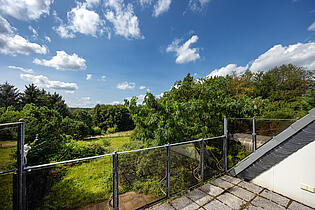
(112, 151, 119, 210)
(15, 119, 26, 210)
(223, 118, 229, 172)
(200, 140, 204, 183)
(166, 144, 171, 198)
(252, 118, 257, 152)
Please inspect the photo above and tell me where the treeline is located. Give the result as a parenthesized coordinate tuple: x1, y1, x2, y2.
(125, 64, 314, 146)
(0, 83, 134, 165)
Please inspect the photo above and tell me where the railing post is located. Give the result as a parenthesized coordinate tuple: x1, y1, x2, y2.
(200, 140, 205, 183)
(14, 119, 26, 210)
(112, 151, 119, 210)
(166, 144, 171, 198)
(252, 118, 257, 152)
(223, 118, 229, 172)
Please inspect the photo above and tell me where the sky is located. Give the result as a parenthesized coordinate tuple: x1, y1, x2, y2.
(0, 0, 315, 107)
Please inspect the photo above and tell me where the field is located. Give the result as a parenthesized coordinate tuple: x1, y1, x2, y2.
(0, 141, 17, 172)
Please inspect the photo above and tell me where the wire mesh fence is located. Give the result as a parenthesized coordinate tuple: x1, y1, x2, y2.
(25, 156, 113, 210)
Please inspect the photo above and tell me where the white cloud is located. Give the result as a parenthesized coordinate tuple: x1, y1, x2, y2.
(86, 0, 100, 8)
(86, 74, 92, 80)
(125, 94, 145, 104)
(207, 42, 315, 77)
(101, 75, 106, 81)
(188, 0, 210, 12)
(207, 64, 248, 78)
(249, 42, 315, 72)
(44, 36, 51, 42)
(104, 0, 143, 39)
(139, 85, 146, 90)
(0, 16, 47, 56)
(308, 21, 315, 31)
(0, 0, 53, 20)
(8, 65, 33, 73)
(166, 35, 200, 64)
(20, 73, 78, 92)
(0, 16, 15, 34)
(139, 0, 152, 7)
(33, 50, 87, 71)
(117, 81, 136, 90)
(82, 96, 91, 101)
(111, 100, 121, 105)
(55, 2, 106, 38)
(153, 0, 172, 17)
(28, 26, 38, 38)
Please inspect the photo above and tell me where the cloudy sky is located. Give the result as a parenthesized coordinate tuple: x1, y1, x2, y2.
(0, 0, 315, 107)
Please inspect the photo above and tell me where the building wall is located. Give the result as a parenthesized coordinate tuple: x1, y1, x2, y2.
(252, 140, 315, 208)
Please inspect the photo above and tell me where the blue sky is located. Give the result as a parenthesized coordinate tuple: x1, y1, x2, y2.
(0, 0, 315, 107)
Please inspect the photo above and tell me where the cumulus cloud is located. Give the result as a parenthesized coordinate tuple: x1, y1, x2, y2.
(0, 16, 47, 56)
(45, 36, 51, 42)
(153, 0, 171, 17)
(138, 0, 152, 7)
(101, 75, 106, 81)
(0, 0, 53, 20)
(166, 35, 200, 64)
(55, 2, 106, 38)
(86, 0, 100, 8)
(249, 42, 315, 72)
(308, 21, 315, 31)
(117, 81, 136, 90)
(86, 74, 92, 80)
(139, 85, 146, 90)
(28, 26, 38, 38)
(125, 94, 145, 104)
(207, 42, 315, 77)
(188, 0, 210, 12)
(207, 64, 248, 78)
(8, 65, 33, 73)
(104, 0, 143, 39)
(33, 51, 87, 71)
(20, 73, 78, 92)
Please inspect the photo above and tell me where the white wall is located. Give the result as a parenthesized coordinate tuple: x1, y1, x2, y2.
(252, 140, 315, 208)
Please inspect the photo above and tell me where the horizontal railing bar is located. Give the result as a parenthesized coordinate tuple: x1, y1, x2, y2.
(0, 169, 16, 175)
(117, 135, 225, 155)
(0, 122, 23, 127)
(169, 135, 225, 147)
(24, 153, 113, 170)
(24, 135, 225, 170)
(229, 118, 297, 121)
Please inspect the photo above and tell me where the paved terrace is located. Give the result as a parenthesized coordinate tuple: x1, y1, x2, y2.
(150, 175, 314, 210)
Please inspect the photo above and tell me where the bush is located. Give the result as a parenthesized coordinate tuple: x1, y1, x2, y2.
(106, 125, 117, 134)
(51, 140, 110, 161)
(92, 126, 102, 135)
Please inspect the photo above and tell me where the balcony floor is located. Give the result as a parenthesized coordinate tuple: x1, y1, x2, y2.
(150, 175, 314, 210)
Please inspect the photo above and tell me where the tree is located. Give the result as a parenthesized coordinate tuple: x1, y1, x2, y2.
(0, 82, 20, 109)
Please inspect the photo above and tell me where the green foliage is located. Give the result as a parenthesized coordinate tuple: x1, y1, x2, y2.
(51, 140, 110, 161)
(0, 82, 20, 109)
(92, 126, 102, 135)
(61, 117, 89, 140)
(106, 125, 117, 134)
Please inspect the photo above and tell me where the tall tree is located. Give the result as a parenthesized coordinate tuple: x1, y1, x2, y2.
(0, 82, 20, 109)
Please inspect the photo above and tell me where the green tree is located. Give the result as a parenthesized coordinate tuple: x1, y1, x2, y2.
(0, 82, 21, 109)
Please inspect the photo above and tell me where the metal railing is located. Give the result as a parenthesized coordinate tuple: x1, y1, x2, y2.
(0, 117, 296, 210)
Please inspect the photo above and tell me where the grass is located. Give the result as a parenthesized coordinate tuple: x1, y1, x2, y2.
(0, 173, 13, 210)
(0, 140, 17, 172)
(38, 132, 131, 209)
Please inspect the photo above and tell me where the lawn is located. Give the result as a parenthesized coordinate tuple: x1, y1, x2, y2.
(0, 141, 17, 172)
(32, 133, 132, 209)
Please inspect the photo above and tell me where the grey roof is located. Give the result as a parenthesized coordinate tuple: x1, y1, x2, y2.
(230, 108, 315, 180)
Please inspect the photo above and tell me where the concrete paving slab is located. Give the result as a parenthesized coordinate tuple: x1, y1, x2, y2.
(150, 202, 175, 210)
(221, 175, 242, 185)
(203, 199, 232, 210)
(199, 183, 224, 197)
(260, 189, 290, 207)
(228, 186, 256, 201)
(244, 205, 264, 210)
(186, 189, 213, 206)
(171, 196, 199, 210)
(238, 181, 263, 194)
(211, 178, 234, 190)
(288, 201, 314, 210)
(216, 192, 247, 209)
(251, 196, 285, 210)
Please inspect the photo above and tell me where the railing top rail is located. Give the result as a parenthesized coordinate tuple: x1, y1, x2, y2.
(24, 153, 112, 170)
(228, 117, 297, 121)
(22, 135, 225, 171)
(0, 122, 23, 127)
